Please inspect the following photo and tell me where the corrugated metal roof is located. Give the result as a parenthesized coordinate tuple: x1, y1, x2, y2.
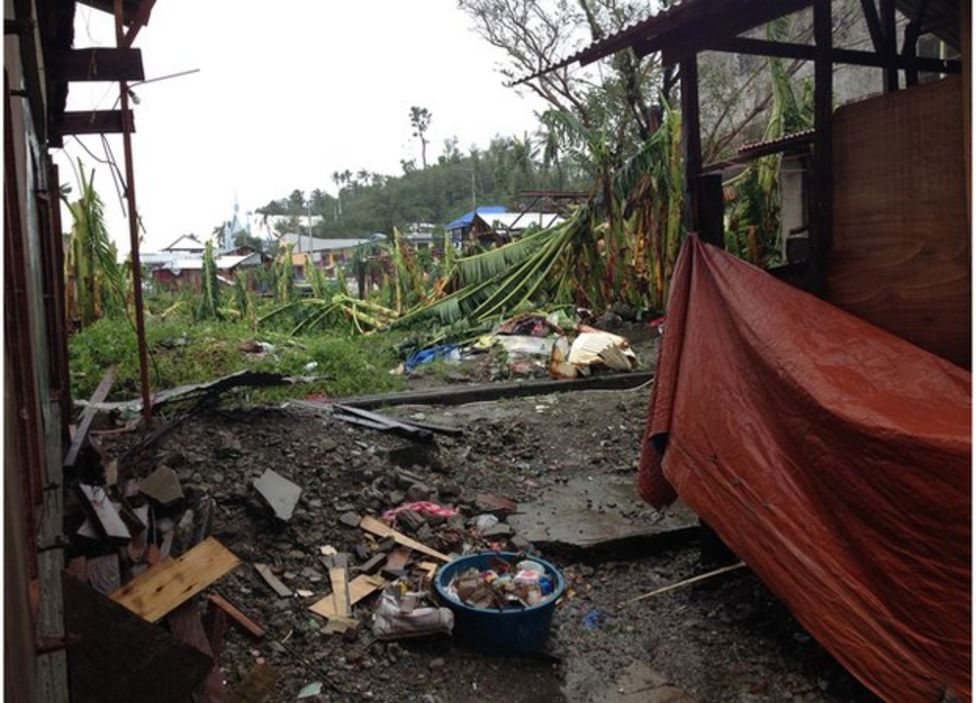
(736, 128, 816, 154)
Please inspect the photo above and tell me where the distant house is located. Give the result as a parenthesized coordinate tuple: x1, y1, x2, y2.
(445, 206, 507, 246)
(278, 232, 385, 276)
(162, 233, 205, 254)
(470, 211, 565, 246)
(152, 252, 267, 292)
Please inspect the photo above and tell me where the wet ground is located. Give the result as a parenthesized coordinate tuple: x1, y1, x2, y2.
(98, 376, 880, 703)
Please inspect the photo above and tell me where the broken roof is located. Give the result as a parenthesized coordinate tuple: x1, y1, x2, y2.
(514, 0, 962, 84)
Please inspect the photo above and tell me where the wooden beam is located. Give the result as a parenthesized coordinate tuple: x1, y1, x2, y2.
(704, 37, 961, 74)
(697, 174, 725, 248)
(63, 364, 117, 468)
(647, 0, 813, 65)
(59, 110, 133, 136)
(122, 0, 156, 48)
(860, 0, 886, 53)
(680, 57, 702, 234)
(881, 0, 899, 91)
(902, 0, 932, 86)
(59, 48, 145, 82)
(811, 0, 833, 296)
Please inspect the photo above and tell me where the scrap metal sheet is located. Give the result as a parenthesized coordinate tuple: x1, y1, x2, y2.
(638, 236, 971, 703)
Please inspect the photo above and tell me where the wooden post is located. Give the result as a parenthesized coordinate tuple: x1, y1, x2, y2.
(697, 174, 724, 248)
(880, 0, 898, 92)
(811, 0, 833, 295)
(113, 0, 152, 419)
(679, 56, 702, 234)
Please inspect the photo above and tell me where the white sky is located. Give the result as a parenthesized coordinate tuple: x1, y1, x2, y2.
(54, 1, 550, 254)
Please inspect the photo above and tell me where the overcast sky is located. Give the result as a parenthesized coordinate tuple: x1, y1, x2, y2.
(54, 1, 550, 254)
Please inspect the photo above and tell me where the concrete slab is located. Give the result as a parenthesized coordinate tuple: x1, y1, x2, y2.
(509, 475, 698, 554)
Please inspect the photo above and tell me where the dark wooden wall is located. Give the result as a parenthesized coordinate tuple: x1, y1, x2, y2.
(827, 76, 970, 368)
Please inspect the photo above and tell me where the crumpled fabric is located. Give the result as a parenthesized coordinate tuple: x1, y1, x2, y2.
(638, 236, 971, 703)
(382, 501, 459, 525)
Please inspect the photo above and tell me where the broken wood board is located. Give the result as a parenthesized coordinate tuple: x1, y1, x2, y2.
(64, 363, 117, 468)
(208, 594, 265, 639)
(167, 601, 224, 703)
(323, 553, 352, 622)
(139, 465, 183, 505)
(62, 572, 212, 703)
(110, 537, 240, 622)
(309, 574, 385, 619)
(252, 469, 302, 521)
(359, 515, 450, 562)
(382, 545, 412, 578)
(75, 484, 131, 543)
(254, 563, 293, 597)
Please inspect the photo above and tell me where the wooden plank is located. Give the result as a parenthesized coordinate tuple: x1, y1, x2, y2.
(59, 109, 133, 136)
(59, 47, 145, 82)
(254, 563, 293, 598)
(328, 566, 351, 618)
(110, 537, 240, 622)
(208, 594, 265, 639)
(309, 574, 385, 619)
(64, 363, 117, 468)
(62, 573, 212, 703)
(359, 515, 450, 562)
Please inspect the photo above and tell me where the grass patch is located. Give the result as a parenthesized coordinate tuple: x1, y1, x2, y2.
(69, 315, 409, 404)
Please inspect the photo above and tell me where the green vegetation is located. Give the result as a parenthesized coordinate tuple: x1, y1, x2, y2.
(69, 313, 409, 404)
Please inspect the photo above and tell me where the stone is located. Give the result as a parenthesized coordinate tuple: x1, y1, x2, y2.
(480, 523, 513, 539)
(252, 469, 302, 521)
(428, 658, 445, 670)
(339, 511, 362, 528)
(405, 483, 432, 502)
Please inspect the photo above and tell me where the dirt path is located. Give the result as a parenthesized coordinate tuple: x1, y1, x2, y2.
(100, 384, 878, 703)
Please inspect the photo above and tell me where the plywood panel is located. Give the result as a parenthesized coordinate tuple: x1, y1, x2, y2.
(110, 537, 240, 622)
(828, 76, 970, 368)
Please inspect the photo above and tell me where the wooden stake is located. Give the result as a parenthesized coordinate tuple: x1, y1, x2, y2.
(618, 562, 747, 607)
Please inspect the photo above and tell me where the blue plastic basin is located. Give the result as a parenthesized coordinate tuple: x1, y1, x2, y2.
(434, 552, 565, 653)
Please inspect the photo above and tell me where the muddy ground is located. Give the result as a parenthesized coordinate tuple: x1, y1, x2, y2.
(96, 365, 880, 703)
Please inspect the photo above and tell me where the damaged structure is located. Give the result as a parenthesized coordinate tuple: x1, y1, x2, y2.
(524, 0, 970, 701)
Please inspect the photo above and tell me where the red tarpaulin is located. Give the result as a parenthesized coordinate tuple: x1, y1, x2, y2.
(638, 236, 971, 703)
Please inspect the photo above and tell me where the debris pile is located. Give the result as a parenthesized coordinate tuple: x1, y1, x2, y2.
(401, 310, 640, 382)
(446, 558, 556, 609)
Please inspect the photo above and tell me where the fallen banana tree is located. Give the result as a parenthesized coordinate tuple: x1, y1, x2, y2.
(259, 107, 685, 338)
(394, 107, 685, 331)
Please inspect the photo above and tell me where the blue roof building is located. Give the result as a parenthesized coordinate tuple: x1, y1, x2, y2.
(445, 205, 507, 234)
